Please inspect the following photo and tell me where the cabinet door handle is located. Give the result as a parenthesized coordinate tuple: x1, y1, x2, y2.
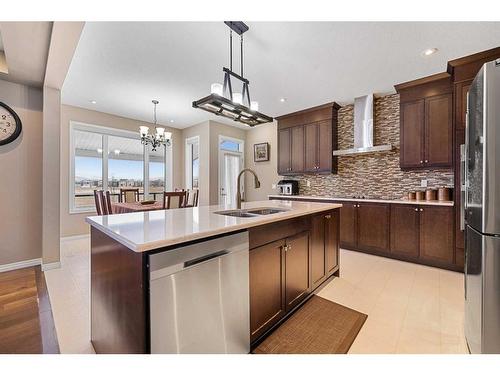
(420, 208, 423, 212)
(420, 160, 423, 164)
(414, 208, 418, 211)
(282, 245, 288, 252)
(325, 214, 331, 219)
(425, 160, 428, 163)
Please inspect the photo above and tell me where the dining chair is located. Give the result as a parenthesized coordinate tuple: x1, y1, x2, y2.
(185, 189, 199, 208)
(120, 188, 140, 203)
(163, 191, 187, 209)
(105, 191, 113, 214)
(94, 190, 103, 215)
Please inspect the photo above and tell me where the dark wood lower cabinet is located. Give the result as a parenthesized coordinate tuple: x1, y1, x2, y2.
(419, 206, 454, 264)
(270, 197, 459, 272)
(325, 211, 339, 276)
(249, 239, 286, 342)
(249, 211, 340, 345)
(339, 202, 357, 248)
(285, 231, 311, 310)
(311, 211, 340, 290)
(311, 215, 327, 289)
(390, 205, 420, 258)
(357, 203, 390, 253)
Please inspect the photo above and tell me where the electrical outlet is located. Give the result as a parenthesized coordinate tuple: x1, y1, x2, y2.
(421, 179, 428, 188)
(306, 180, 311, 187)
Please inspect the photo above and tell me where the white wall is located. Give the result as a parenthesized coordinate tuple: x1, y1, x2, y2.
(181, 121, 211, 206)
(0, 79, 43, 266)
(245, 121, 280, 201)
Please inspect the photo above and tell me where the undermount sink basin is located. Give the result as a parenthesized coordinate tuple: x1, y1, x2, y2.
(214, 210, 258, 218)
(246, 207, 289, 215)
(214, 207, 290, 218)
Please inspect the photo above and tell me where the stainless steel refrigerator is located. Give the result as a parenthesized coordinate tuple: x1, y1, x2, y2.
(464, 58, 500, 354)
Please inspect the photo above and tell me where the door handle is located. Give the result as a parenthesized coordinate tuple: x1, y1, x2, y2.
(183, 250, 229, 268)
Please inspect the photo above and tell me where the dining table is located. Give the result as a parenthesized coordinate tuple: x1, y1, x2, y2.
(111, 201, 164, 214)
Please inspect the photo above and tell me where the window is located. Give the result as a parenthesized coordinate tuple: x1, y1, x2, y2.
(70, 122, 172, 213)
(73, 130, 103, 210)
(148, 144, 167, 202)
(108, 135, 144, 203)
(185, 136, 200, 189)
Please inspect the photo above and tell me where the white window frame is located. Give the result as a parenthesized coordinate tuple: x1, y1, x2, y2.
(69, 121, 173, 214)
(185, 135, 200, 190)
(218, 135, 245, 205)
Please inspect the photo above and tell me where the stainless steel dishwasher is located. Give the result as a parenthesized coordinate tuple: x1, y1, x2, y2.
(149, 231, 249, 353)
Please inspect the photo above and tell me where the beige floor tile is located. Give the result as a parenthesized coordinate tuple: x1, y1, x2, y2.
(396, 326, 441, 354)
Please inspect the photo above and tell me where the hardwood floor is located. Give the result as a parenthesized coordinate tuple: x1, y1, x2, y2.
(0, 266, 59, 354)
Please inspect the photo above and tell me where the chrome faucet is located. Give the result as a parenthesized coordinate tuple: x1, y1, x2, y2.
(236, 168, 261, 209)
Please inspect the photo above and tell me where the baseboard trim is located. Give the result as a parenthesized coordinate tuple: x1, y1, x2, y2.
(41, 262, 61, 271)
(60, 234, 90, 243)
(0, 258, 42, 273)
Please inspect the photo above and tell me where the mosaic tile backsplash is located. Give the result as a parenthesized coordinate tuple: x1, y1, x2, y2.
(288, 94, 454, 200)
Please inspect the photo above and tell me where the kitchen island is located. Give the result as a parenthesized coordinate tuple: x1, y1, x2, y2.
(86, 199, 342, 354)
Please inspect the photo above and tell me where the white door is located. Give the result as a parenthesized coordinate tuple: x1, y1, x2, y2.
(219, 151, 243, 206)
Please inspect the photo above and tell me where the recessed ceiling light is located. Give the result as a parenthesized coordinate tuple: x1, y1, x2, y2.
(90, 100, 97, 104)
(170, 119, 174, 123)
(280, 98, 287, 103)
(423, 48, 438, 56)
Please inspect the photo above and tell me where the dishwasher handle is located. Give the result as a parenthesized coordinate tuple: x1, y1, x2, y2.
(184, 250, 229, 268)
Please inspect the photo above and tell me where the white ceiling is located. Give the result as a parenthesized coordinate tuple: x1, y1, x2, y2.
(62, 22, 500, 129)
(0, 22, 52, 87)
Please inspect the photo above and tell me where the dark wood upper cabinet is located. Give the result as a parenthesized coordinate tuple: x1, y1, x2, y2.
(395, 72, 453, 170)
(390, 205, 420, 258)
(419, 206, 454, 264)
(357, 203, 390, 253)
(278, 128, 291, 174)
(276, 102, 340, 175)
(425, 93, 453, 167)
(454, 80, 472, 131)
(400, 100, 425, 168)
(290, 126, 305, 173)
(249, 239, 286, 342)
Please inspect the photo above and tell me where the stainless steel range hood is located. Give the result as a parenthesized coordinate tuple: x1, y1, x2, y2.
(332, 94, 393, 156)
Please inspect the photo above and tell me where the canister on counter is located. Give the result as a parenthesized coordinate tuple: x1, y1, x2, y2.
(425, 189, 437, 201)
(438, 187, 451, 201)
(407, 192, 416, 200)
(415, 191, 425, 201)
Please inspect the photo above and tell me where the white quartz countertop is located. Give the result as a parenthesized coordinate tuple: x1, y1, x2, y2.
(85, 200, 342, 252)
(268, 194, 454, 206)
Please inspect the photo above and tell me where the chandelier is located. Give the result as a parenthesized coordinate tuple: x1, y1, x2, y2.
(139, 100, 172, 151)
(192, 21, 273, 127)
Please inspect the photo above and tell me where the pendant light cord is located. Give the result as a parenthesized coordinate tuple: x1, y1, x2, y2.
(229, 30, 233, 71)
(240, 35, 243, 77)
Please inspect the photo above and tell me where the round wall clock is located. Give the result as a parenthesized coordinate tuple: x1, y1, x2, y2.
(0, 101, 22, 146)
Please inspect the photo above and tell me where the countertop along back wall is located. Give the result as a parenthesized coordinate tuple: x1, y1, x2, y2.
(60, 104, 183, 237)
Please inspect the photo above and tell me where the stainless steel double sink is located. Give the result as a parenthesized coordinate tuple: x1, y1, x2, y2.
(214, 207, 290, 218)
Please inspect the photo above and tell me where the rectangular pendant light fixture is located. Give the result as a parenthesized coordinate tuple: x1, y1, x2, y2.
(192, 22, 273, 127)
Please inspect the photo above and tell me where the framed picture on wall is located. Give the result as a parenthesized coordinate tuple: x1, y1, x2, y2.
(254, 142, 270, 162)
